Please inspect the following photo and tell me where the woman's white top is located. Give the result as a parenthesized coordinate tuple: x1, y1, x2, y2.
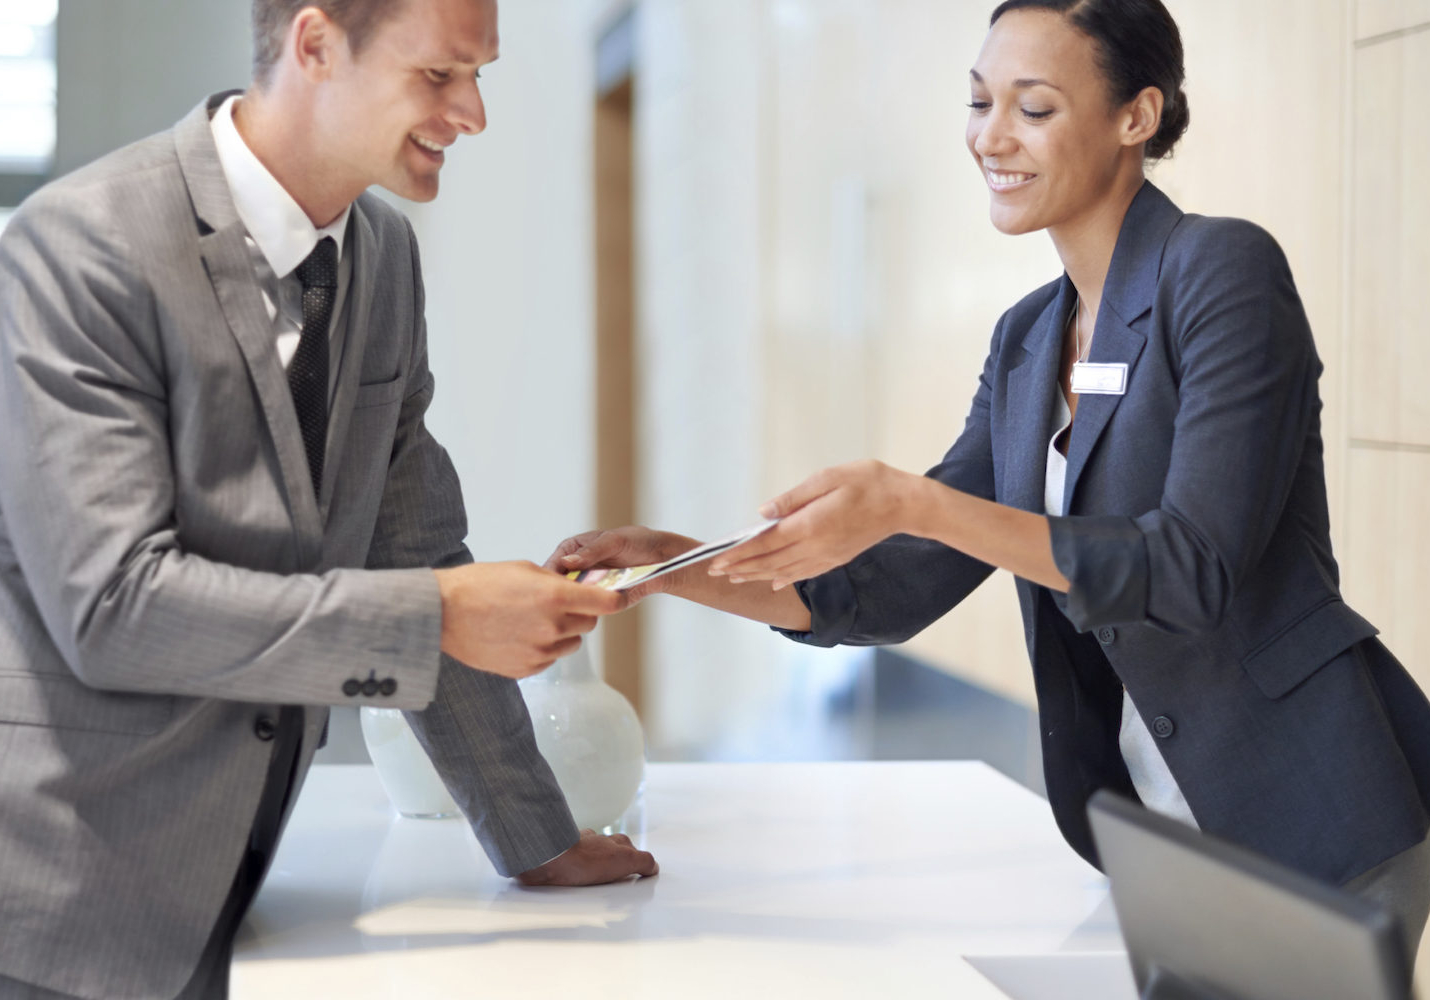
(1045, 386, 1200, 829)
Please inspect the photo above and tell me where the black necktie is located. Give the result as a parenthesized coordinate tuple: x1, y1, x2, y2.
(290, 237, 337, 499)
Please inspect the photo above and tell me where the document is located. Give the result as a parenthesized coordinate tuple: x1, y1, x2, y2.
(566, 520, 779, 591)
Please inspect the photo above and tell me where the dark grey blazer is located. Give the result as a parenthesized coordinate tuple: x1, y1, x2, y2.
(786, 181, 1430, 885)
(0, 95, 578, 999)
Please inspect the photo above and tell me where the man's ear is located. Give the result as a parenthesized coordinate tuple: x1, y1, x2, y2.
(1120, 85, 1163, 149)
(289, 7, 345, 82)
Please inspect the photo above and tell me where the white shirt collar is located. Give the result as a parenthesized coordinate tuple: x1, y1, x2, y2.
(210, 94, 351, 279)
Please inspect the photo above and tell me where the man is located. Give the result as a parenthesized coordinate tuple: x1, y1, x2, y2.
(0, 1, 654, 997)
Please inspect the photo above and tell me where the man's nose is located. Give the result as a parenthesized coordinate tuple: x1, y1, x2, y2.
(449, 78, 487, 136)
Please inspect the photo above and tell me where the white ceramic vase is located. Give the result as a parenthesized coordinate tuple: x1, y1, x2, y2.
(359, 707, 460, 819)
(519, 642, 645, 832)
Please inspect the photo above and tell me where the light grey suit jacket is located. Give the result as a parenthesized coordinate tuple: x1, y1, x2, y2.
(0, 94, 579, 999)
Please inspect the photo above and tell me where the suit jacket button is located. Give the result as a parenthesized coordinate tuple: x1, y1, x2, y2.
(360, 679, 380, 697)
(254, 716, 277, 741)
(379, 678, 397, 697)
(1098, 626, 1117, 645)
(1152, 715, 1175, 739)
(342, 678, 361, 697)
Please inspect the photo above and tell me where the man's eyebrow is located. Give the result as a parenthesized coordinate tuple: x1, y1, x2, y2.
(443, 49, 499, 65)
(968, 69, 1063, 92)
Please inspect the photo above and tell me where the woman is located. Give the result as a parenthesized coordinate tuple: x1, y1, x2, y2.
(550, 0, 1430, 952)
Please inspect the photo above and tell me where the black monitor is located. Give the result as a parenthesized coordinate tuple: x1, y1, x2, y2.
(1087, 790, 1415, 1000)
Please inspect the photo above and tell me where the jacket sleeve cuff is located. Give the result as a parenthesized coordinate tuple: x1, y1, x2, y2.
(332, 566, 444, 710)
(770, 567, 859, 648)
(1048, 514, 1148, 631)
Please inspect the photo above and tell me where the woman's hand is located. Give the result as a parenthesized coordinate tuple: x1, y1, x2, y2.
(544, 526, 701, 602)
(710, 460, 928, 590)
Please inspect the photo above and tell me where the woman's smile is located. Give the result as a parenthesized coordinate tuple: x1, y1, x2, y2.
(986, 169, 1038, 192)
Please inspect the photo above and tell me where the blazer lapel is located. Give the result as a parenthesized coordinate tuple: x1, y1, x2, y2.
(319, 203, 378, 518)
(1002, 277, 1075, 512)
(1060, 305, 1146, 510)
(1061, 182, 1183, 513)
(175, 94, 324, 559)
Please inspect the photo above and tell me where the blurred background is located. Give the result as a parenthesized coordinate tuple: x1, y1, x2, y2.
(3, 0, 1426, 938)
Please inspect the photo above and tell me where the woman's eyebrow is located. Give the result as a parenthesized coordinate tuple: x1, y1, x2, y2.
(968, 69, 1064, 92)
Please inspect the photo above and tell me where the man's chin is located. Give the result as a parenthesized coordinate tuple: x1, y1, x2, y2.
(379, 175, 441, 204)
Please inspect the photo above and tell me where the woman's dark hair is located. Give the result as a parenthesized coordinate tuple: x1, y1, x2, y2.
(989, 0, 1190, 159)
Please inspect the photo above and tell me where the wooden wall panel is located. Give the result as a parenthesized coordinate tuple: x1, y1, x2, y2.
(1350, 29, 1430, 446)
(1356, 0, 1430, 39)
(1341, 447, 1430, 693)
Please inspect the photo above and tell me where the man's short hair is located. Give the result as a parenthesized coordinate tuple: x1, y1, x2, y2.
(251, 0, 404, 87)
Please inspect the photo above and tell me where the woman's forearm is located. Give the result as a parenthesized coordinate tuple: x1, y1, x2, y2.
(906, 476, 1070, 592)
(661, 562, 814, 632)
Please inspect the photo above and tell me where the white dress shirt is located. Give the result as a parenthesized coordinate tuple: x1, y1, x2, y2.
(210, 95, 353, 403)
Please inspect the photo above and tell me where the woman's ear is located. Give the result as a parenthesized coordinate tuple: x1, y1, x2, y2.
(1121, 85, 1164, 149)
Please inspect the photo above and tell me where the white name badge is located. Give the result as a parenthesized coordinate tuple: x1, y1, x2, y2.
(1071, 362, 1129, 396)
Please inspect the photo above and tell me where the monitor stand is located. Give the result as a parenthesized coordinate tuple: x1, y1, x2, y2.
(1141, 966, 1239, 1000)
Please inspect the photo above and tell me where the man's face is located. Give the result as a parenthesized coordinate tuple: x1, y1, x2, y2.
(321, 0, 499, 203)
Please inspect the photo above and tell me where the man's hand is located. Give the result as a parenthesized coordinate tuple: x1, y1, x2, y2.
(543, 526, 699, 602)
(516, 829, 659, 886)
(434, 562, 626, 679)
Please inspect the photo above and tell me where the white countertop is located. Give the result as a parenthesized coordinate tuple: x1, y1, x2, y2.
(233, 762, 1136, 999)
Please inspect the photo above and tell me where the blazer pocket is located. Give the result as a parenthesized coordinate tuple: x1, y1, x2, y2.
(0, 671, 174, 735)
(353, 373, 406, 410)
(1240, 599, 1379, 699)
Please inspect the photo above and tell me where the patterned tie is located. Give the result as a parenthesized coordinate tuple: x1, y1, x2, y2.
(290, 236, 337, 499)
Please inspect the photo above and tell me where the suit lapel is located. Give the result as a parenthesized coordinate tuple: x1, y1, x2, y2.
(1002, 277, 1075, 512)
(175, 95, 323, 560)
(1061, 303, 1146, 509)
(320, 203, 378, 519)
(1060, 181, 1183, 513)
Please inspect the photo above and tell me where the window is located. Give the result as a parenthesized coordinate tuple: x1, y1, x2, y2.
(0, 0, 57, 210)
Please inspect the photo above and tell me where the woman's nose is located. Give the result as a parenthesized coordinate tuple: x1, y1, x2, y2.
(973, 112, 1014, 157)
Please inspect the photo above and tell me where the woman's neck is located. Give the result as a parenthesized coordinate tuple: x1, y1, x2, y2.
(1047, 171, 1146, 325)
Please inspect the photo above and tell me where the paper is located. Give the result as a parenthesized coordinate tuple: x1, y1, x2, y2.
(566, 520, 780, 591)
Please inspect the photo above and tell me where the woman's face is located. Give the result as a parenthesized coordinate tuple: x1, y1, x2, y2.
(965, 9, 1138, 236)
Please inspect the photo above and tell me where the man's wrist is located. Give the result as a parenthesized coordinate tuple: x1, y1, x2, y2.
(521, 836, 578, 877)
(433, 567, 459, 658)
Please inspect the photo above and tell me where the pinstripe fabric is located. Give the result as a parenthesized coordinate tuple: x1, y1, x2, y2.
(0, 94, 578, 999)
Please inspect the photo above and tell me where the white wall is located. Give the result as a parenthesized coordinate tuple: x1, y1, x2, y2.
(390, 0, 598, 565)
